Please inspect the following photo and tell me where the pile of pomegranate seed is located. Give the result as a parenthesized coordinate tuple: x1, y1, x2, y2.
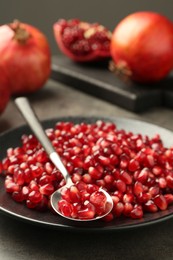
(59, 19, 111, 55)
(1, 120, 173, 222)
(58, 183, 110, 220)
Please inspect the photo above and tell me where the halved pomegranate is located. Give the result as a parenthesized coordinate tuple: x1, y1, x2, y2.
(53, 19, 112, 62)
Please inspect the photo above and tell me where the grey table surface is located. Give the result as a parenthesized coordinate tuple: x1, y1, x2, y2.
(0, 79, 173, 260)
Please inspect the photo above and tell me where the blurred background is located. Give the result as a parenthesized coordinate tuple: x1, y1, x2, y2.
(0, 0, 172, 55)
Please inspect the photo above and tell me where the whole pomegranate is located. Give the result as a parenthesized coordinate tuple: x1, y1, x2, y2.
(53, 18, 112, 62)
(110, 12, 173, 83)
(0, 20, 51, 94)
(0, 67, 10, 113)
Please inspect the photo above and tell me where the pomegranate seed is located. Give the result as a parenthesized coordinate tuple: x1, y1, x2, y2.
(77, 203, 96, 220)
(133, 181, 144, 196)
(130, 206, 143, 219)
(124, 202, 133, 216)
(58, 200, 73, 217)
(164, 194, 173, 205)
(128, 159, 140, 172)
(28, 190, 43, 204)
(88, 166, 102, 179)
(115, 179, 126, 193)
(1, 120, 173, 220)
(120, 170, 132, 184)
(40, 183, 54, 196)
(144, 200, 158, 212)
(137, 168, 149, 183)
(154, 194, 168, 210)
(113, 202, 124, 217)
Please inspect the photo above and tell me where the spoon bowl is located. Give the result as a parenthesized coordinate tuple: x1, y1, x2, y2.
(14, 97, 113, 221)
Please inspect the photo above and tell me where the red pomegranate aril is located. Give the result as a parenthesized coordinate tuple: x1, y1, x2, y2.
(40, 183, 54, 196)
(133, 181, 144, 196)
(166, 175, 173, 189)
(28, 190, 43, 203)
(137, 168, 149, 183)
(128, 159, 140, 172)
(82, 173, 92, 184)
(21, 186, 30, 200)
(144, 200, 158, 212)
(158, 177, 167, 189)
(120, 155, 129, 169)
(123, 193, 134, 203)
(120, 170, 132, 184)
(124, 202, 133, 216)
(77, 203, 96, 220)
(115, 179, 126, 193)
(154, 194, 168, 210)
(164, 194, 173, 205)
(12, 191, 24, 202)
(89, 190, 107, 215)
(130, 206, 143, 219)
(98, 155, 110, 166)
(88, 166, 103, 180)
(58, 200, 73, 217)
(137, 192, 151, 203)
(103, 212, 114, 222)
(113, 202, 124, 217)
(149, 186, 160, 198)
(69, 185, 81, 203)
(5, 181, 20, 193)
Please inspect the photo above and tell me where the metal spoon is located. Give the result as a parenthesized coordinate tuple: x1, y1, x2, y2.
(14, 97, 113, 221)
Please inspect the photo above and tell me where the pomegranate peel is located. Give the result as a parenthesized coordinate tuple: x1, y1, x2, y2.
(0, 20, 51, 95)
(110, 11, 173, 83)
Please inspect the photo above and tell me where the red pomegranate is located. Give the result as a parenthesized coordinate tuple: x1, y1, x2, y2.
(0, 20, 51, 94)
(53, 18, 112, 62)
(110, 12, 173, 83)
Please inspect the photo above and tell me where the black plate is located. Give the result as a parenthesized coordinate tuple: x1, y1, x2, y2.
(1, 116, 173, 232)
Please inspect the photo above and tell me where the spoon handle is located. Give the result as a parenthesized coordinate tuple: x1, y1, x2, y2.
(15, 97, 54, 155)
(14, 97, 71, 183)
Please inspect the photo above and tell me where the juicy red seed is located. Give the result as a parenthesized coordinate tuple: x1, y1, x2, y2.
(12, 191, 24, 202)
(130, 206, 143, 219)
(115, 180, 126, 193)
(120, 171, 132, 184)
(40, 184, 54, 196)
(77, 203, 96, 220)
(28, 190, 43, 203)
(164, 194, 173, 205)
(1, 120, 173, 220)
(98, 155, 110, 166)
(154, 195, 168, 210)
(88, 166, 102, 180)
(166, 175, 173, 188)
(128, 159, 140, 172)
(113, 202, 124, 217)
(149, 186, 160, 197)
(137, 168, 149, 183)
(58, 200, 73, 217)
(124, 202, 133, 216)
(133, 181, 144, 196)
(69, 186, 81, 203)
(144, 200, 158, 212)
(123, 193, 134, 203)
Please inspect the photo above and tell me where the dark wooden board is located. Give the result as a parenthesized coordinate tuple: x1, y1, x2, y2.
(51, 55, 173, 112)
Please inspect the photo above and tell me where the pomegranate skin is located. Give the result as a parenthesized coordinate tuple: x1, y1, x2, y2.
(53, 19, 111, 62)
(110, 12, 173, 83)
(0, 21, 51, 94)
